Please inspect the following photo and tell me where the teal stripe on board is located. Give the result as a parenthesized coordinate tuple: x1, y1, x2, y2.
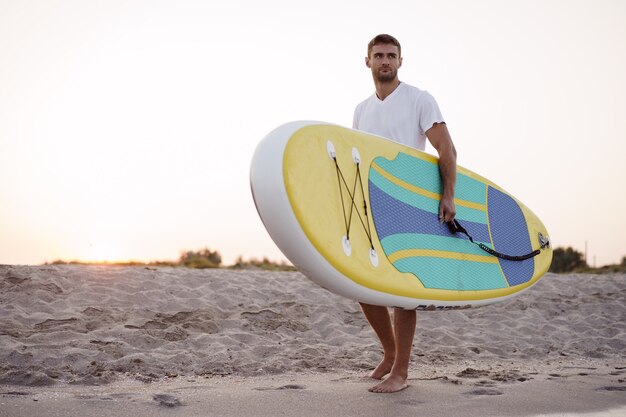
(369, 169, 488, 224)
(394, 258, 508, 291)
(375, 153, 487, 205)
(382, 233, 493, 255)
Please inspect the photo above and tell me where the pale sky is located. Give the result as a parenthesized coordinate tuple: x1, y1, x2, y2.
(1, 0, 625, 267)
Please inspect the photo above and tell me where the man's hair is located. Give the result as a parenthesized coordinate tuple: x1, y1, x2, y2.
(367, 34, 402, 58)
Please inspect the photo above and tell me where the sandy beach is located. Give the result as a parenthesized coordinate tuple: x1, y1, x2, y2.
(1, 265, 625, 416)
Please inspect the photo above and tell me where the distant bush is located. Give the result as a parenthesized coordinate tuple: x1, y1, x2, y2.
(549, 247, 626, 274)
(587, 263, 626, 274)
(47, 259, 176, 267)
(230, 256, 297, 271)
(179, 248, 222, 269)
(549, 247, 587, 273)
(42, 250, 299, 271)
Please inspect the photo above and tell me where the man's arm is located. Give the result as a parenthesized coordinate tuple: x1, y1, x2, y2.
(426, 122, 457, 223)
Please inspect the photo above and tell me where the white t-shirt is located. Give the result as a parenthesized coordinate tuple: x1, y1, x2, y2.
(352, 82, 445, 151)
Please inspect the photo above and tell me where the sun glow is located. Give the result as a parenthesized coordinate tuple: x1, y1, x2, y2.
(85, 243, 123, 264)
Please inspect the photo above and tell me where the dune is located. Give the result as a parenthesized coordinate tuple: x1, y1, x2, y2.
(0, 265, 624, 416)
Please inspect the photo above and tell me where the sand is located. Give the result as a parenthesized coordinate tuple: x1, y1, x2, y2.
(1, 265, 625, 416)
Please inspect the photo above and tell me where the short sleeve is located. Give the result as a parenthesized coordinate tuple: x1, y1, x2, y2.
(352, 104, 361, 129)
(418, 92, 445, 134)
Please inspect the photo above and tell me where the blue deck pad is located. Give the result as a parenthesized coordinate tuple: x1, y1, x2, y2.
(369, 181, 510, 291)
(487, 186, 535, 286)
(381, 233, 493, 256)
(369, 181, 491, 243)
(375, 153, 487, 205)
(394, 257, 508, 290)
(369, 169, 488, 225)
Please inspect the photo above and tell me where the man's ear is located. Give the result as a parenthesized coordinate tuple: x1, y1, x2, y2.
(399, 57, 403, 68)
(365, 57, 371, 68)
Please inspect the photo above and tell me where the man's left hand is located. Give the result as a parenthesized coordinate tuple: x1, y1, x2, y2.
(439, 195, 456, 223)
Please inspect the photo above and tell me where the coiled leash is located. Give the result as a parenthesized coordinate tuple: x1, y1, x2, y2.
(446, 219, 542, 261)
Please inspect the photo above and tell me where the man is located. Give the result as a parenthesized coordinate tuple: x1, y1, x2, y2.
(353, 34, 457, 393)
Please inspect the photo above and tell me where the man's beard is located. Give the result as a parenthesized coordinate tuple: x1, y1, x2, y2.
(374, 68, 397, 82)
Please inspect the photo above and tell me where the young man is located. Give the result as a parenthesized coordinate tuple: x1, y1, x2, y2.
(353, 34, 458, 393)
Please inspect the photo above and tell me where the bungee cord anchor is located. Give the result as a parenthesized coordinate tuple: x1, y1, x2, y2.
(328, 141, 378, 267)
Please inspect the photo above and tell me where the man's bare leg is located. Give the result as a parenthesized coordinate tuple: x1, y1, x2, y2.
(369, 307, 416, 393)
(359, 303, 395, 379)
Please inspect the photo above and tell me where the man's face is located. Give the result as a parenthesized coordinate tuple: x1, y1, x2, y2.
(366, 43, 402, 82)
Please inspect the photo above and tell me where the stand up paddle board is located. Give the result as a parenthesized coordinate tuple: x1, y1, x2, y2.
(250, 121, 552, 309)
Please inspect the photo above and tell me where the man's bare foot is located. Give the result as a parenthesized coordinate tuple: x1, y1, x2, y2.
(369, 357, 394, 380)
(368, 374, 409, 393)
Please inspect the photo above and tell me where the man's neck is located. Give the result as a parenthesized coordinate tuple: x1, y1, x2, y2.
(375, 79, 401, 101)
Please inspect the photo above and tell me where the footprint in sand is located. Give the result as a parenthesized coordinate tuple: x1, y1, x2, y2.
(153, 394, 182, 407)
(253, 384, 306, 391)
(596, 386, 626, 392)
(463, 388, 503, 396)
